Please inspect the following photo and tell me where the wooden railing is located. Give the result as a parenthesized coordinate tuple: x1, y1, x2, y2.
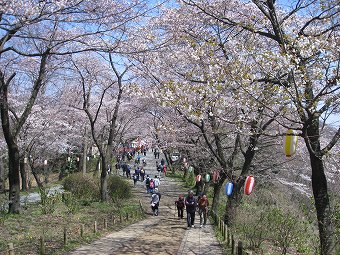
(211, 211, 253, 255)
(3, 201, 145, 255)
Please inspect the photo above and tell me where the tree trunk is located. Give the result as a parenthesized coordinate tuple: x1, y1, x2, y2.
(163, 150, 173, 171)
(0, 157, 4, 193)
(100, 155, 108, 202)
(224, 182, 243, 226)
(305, 120, 333, 255)
(82, 138, 88, 175)
(203, 181, 209, 194)
(31, 168, 43, 188)
(211, 182, 222, 214)
(43, 164, 49, 184)
(8, 144, 21, 213)
(310, 155, 333, 255)
(19, 159, 28, 191)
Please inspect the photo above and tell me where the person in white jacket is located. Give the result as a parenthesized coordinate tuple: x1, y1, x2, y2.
(154, 175, 161, 187)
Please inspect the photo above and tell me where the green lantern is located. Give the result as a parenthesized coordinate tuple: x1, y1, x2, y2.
(188, 166, 193, 173)
(205, 173, 210, 182)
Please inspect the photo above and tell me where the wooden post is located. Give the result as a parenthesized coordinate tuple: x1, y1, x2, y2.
(223, 223, 227, 242)
(104, 218, 107, 229)
(231, 235, 235, 255)
(126, 212, 129, 221)
(119, 213, 122, 223)
(40, 236, 45, 255)
(237, 240, 243, 255)
(227, 228, 230, 247)
(94, 221, 97, 233)
(113, 216, 116, 225)
(8, 243, 14, 255)
(63, 227, 67, 246)
(139, 200, 143, 214)
(80, 224, 84, 238)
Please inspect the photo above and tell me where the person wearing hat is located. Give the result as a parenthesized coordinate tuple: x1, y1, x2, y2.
(185, 190, 197, 229)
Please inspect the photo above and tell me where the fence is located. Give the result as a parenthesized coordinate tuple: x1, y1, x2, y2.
(211, 211, 253, 255)
(2, 200, 144, 255)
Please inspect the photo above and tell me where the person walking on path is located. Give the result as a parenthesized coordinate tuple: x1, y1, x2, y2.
(149, 178, 155, 193)
(154, 175, 160, 188)
(185, 190, 197, 229)
(175, 194, 185, 219)
(145, 175, 150, 193)
(163, 165, 167, 176)
(140, 167, 145, 181)
(198, 194, 209, 227)
(157, 163, 162, 176)
(132, 173, 138, 187)
(151, 189, 160, 216)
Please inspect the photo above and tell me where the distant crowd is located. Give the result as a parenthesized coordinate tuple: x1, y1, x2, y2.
(116, 145, 210, 229)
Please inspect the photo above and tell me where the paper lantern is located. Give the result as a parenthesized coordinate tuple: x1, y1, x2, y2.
(284, 129, 298, 157)
(188, 166, 193, 173)
(244, 176, 255, 195)
(205, 173, 210, 182)
(225, 182, 234, 197)
(196, 174, 202, 182)
(213, 170, 220, 183)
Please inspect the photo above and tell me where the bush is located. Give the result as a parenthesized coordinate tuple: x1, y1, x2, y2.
(235, 207, 269, 250)
(62, 192, 80, 214)
(63, 173, 100, 201)
(267, 207, 308, 255)
(185, 171, 196, 187)
(108, 175, 132, 204)
(38, 187, 60, 214)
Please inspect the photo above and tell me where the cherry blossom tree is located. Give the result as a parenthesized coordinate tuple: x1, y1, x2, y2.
(70, 51, 140, 201)
(181, 1, 339, 254)
(0, 0, 149, 213)
(132, 1, 285, 224)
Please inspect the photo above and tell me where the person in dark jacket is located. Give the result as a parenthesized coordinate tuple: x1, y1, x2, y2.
(175, 194, 185, 219)
(185, 190, 197, 229)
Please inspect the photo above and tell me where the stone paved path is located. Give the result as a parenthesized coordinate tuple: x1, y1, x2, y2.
(68, 151, 224, 255)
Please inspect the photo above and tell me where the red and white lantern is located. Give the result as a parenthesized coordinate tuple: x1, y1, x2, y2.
(213, 170, 220, 183)
(244, 176, 255, 195)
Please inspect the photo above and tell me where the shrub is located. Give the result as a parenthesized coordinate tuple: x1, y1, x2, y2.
(63, 173, 100, 201)
(62, 192, 80, 214)
(266, 207, 306, 255)
(108, 175, 132, 205)
(38, 187, 60, 214)
(185, 171, 196, 187)
(235, 207, 269, 250)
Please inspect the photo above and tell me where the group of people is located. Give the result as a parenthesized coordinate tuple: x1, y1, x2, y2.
(145, 175, 161, 193)
(175, 190, 209, 229)
(132, 166, 146, 186)
(156, 158, 167, 177)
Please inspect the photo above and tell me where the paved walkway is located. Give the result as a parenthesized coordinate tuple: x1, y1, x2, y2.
(68, 151, 224, 255)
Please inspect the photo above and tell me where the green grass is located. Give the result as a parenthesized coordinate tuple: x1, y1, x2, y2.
(166, 171, 184, 179)
(0, 194, 145, 255)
